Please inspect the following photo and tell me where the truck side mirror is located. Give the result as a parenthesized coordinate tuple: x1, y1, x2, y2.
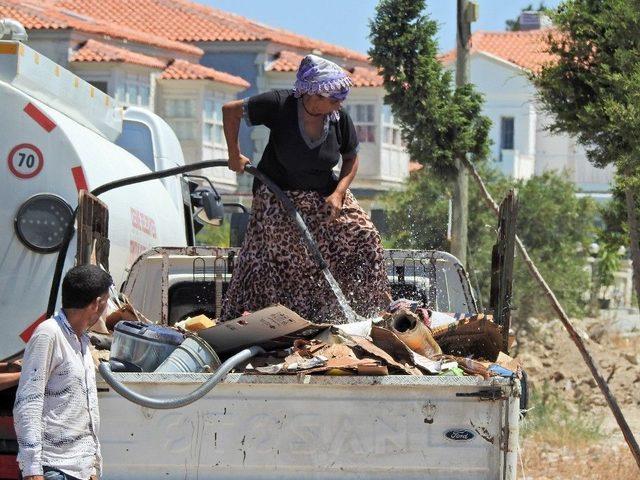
(200, 191, 225, 225)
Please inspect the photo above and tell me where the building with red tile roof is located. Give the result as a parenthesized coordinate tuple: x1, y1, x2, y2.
(1, 0, 412, 196)
(0, 0, 202, 55)
(49, 0, 368, 62)
(440, 29, 556, 73)
(440, 20, 612, 194)
(161, 59, 250, 88)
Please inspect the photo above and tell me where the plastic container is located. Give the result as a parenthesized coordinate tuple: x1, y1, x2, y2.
(155, 335, 221, 374)
(110, 321, 185, 372)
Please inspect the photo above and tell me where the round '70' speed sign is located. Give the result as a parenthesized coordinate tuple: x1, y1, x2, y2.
(7, 144, 44, 179)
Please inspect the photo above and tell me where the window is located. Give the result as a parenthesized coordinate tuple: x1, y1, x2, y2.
(382, 104, 403, 147)
(115, 120, 155, 171)
(127, 84, 138, 104)
(500, 117, 515, 150)
(203, 97, 224, 146)
(345, 104, 376, 143)
(115, 74, 151, 107)
(164, 98, 197, 141)
(140, 85, 150, 106)
(166, 99, 194, 118)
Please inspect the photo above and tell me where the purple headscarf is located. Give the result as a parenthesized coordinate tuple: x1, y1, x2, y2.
(294, 54, 352, 121)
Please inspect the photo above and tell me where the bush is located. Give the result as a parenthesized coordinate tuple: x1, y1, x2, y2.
(383, 168, 597, 326)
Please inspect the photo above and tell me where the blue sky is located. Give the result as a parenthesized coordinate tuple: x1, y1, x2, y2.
(204, 1, 563, 54)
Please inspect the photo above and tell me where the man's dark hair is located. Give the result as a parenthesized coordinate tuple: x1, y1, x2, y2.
(61, 265, 113, 309)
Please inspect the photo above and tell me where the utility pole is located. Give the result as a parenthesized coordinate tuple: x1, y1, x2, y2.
(451, 0, 477, 267)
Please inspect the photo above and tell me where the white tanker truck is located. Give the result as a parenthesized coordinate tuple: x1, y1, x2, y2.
(0, 33, 204, 360)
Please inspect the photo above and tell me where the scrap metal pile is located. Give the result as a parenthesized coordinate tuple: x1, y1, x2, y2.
(191, 300, 523, 380)
(90, 293, 522, 380)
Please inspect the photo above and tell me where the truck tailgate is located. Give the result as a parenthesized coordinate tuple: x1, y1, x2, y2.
(97, 374, 519, 480)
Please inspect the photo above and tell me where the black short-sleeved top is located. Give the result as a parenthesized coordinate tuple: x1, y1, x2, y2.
(244, 89, 359, 195)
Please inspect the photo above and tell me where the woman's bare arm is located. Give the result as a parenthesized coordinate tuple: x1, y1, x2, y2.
(222, 100, 250, 172)
(334, 156, 359, 195)
(326, 156, 359, 220)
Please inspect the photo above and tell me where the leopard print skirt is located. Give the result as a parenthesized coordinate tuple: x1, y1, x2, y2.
(221, 185, 390, 323)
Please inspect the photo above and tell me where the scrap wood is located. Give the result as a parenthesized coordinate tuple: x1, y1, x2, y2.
(439, 355, 491, 379)
(433, 315, 502, 361)
(494, 352, 521, 374)
(349, 335, 419, 375)
(244, 341, 385, 375)
(293, 339, 325, 357)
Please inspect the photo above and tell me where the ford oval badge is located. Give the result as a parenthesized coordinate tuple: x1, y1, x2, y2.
(445, 429, 475, 441)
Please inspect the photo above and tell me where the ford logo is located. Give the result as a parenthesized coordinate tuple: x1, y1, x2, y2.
(444, 429, 475, 441)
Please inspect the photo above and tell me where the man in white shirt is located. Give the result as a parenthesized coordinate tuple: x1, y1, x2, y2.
(14, 265, 112, 480)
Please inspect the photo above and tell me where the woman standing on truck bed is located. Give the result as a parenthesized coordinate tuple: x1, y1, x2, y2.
(221, 54, 389, 323)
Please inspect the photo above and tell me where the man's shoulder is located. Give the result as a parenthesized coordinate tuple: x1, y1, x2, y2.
(32, 317, 62, 338)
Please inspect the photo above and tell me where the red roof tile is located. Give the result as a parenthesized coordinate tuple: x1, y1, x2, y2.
(70, 39, 166, 68)
(0, 0, 68, 29)
(268, 50, 302, 72)
(0, 0, 202, 55)
(441, 29, 556, 73)
(268, 51, 383, 88)
(160, 59, 249, 88)
(48, 0, 368, 62)
(348, 66, 383, 88)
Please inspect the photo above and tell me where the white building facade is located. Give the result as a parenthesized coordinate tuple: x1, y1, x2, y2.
(444, 30, 615, 196)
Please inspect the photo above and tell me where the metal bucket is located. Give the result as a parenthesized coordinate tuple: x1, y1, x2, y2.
(154, 335, 221, 373)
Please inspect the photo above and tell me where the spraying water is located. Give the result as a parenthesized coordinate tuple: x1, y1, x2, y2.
(320, 267, 362, 323)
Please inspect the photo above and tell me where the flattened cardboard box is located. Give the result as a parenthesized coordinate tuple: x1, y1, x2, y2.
(198, 305, 331, 355)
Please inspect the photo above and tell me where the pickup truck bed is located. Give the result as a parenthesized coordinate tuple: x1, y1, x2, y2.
(97, 373, 519, 480)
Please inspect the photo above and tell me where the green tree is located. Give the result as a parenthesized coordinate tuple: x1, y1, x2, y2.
(369, 0, 491, 181)
(532, 0, 640, 308)
(384, 169, 596, 324)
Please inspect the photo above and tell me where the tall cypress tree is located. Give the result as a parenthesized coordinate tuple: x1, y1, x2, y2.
(369, 0, 491, 181)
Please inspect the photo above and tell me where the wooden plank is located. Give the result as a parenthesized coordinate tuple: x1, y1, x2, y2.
(489, 189, 518, 353)
(75, 191, 110, 269)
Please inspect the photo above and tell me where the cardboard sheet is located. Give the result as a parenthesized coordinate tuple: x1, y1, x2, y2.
(198, 305, 331, 355)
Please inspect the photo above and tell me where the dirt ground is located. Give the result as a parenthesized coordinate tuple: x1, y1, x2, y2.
(512, 313, 640, 479)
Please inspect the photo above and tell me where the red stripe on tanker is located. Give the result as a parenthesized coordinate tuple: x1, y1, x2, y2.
(71, 166, 88, 191)
(23, 103, 57, 133)
(20, 314, 46, 343)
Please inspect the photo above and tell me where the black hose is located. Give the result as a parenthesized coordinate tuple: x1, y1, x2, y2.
(46, 160, 229, 317)
(245, 165, 327, 270)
